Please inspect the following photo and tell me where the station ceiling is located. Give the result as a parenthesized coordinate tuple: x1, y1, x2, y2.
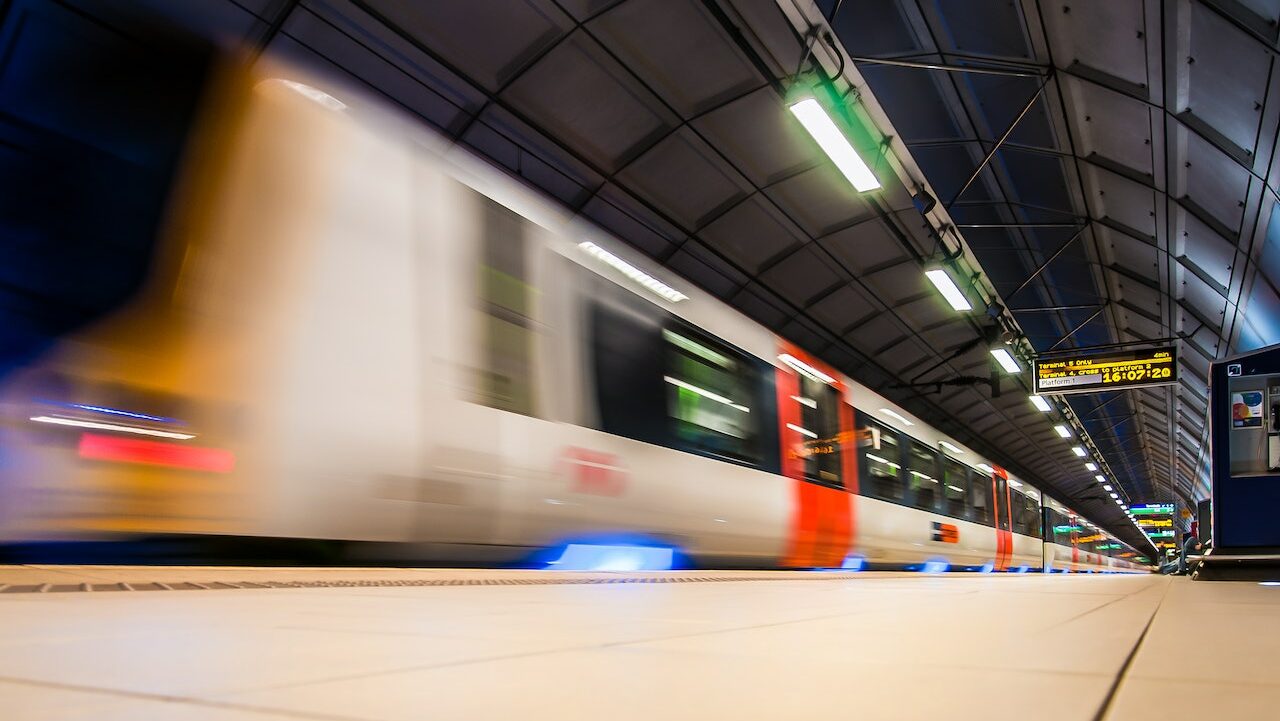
(60, 0, 1280, 551)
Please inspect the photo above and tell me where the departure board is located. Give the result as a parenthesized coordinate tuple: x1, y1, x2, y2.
(1033, 347, 1177, 395)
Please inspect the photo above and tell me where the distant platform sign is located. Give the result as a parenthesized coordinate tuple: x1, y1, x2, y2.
(1033, 347, 1177, 394)
(1130, 503, 1175, 515)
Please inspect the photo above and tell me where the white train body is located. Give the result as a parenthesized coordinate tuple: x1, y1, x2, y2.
(0, 65, 1146, 573)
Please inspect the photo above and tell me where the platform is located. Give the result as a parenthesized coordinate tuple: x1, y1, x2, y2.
(3, 567, 1277, 720)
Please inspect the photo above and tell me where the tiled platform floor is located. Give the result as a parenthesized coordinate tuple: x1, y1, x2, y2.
(2, 566, 1277, 720)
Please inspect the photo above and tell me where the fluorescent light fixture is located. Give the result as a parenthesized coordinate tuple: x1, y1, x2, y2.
(29, 415, 195, 440)
(1029, 395, 1052, 412)
(1109, 492, 1119, 499)
(579, 241, 687, 303)
(946, 485, 965, 493)
(1054, 424, 1071, 438)
(879, 408, 914, 426)
(787, 97, 880, 192)
(924, 268, 972, 312)
(1114, 498, 1124, 504)
(663, 376, 749, 413)
(791, 395, 818, 409)
(939, 440, 964, 454)
(778, 354, 835, 384)
(787, 423, 817, 439)
(1071, 446, 1087, 457)
(990, 347, 1021, 373)
(1096, 475, 1107, 483)
(1085, 462, 1098, 471)
(976, 463, 994, 474)
(1103, 484, 1113, 491)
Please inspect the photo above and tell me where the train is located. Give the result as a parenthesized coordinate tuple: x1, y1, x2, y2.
(0, 58, 1148, 573)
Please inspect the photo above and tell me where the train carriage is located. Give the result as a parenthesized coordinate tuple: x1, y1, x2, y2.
(0, 61, 1147, 573)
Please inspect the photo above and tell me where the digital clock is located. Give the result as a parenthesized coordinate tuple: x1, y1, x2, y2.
(1033, 347, 1178, 395)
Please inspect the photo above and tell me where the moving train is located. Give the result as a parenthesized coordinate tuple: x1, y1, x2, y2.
(0, 60, 1147, 572)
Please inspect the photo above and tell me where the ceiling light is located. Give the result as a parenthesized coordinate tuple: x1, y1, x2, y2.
(579, 241, 687, 302)
(1071, 446, 1087, 457)
(1110, 492, 1119, 499)
(1029, 395, 1052, 412)
(1103, 484, 1113, 491)
(990, 347, 1021, 373)
(1121, 505, 1128, 510)
(787, 97, 880, 192)
(1085, 462, 1098, 471)
(924, 268, 972, 312)
(778, 354, 835, 384)
(939, 440, 964, 454)
(1054, 424, 1071, 438)
(1095, 475, 1107, 483)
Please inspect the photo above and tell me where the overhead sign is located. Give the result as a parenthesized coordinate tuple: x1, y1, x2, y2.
(1033, 347, 1177, 395)
(1130, 503, 1175, 515)
(1136, 518, 1173, 528)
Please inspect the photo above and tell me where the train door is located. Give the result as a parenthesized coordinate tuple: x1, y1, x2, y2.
(991, 465, 1014, 571)
(775, 343, 856, 568)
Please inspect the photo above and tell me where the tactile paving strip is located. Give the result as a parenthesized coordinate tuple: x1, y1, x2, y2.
(0, 573, 868, 594)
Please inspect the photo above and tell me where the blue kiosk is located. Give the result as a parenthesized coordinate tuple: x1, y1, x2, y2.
(1205, 343, 1280, 579)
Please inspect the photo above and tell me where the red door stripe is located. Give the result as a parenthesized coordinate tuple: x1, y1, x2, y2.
(778, 343, 853, 568)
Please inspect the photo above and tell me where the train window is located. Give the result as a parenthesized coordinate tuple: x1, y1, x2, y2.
(942, 457, 969, 519)
(906, 442, 941, 512)
(475, 196, 536, 416)
(861, 420, 903, 502)
(1009, 487, 1037, 536)
(663, 326, 761, 464)
(1047, 508, 1071, 545)
(591, 299, 668, 446)
(970, 469, 993, 526)
(794, 375, 843, 488)
(1022, 493, 1042, 538)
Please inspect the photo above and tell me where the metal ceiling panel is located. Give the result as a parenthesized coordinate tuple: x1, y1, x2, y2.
(759, 244, 847, 307)
(617, 127, 753, 229)
(503, 33, 678, 173)
(691, 87, 819, 186)
(699, 195, 808, 273)
(589, 0, 761, 117)
(362, 0, 573, 92)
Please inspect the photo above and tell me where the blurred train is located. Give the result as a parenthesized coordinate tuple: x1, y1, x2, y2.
(0, 59, 1147, 573)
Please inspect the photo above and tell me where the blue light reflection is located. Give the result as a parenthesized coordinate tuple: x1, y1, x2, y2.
(840, 555, 865, 571)
(547, 543, 674, 571)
